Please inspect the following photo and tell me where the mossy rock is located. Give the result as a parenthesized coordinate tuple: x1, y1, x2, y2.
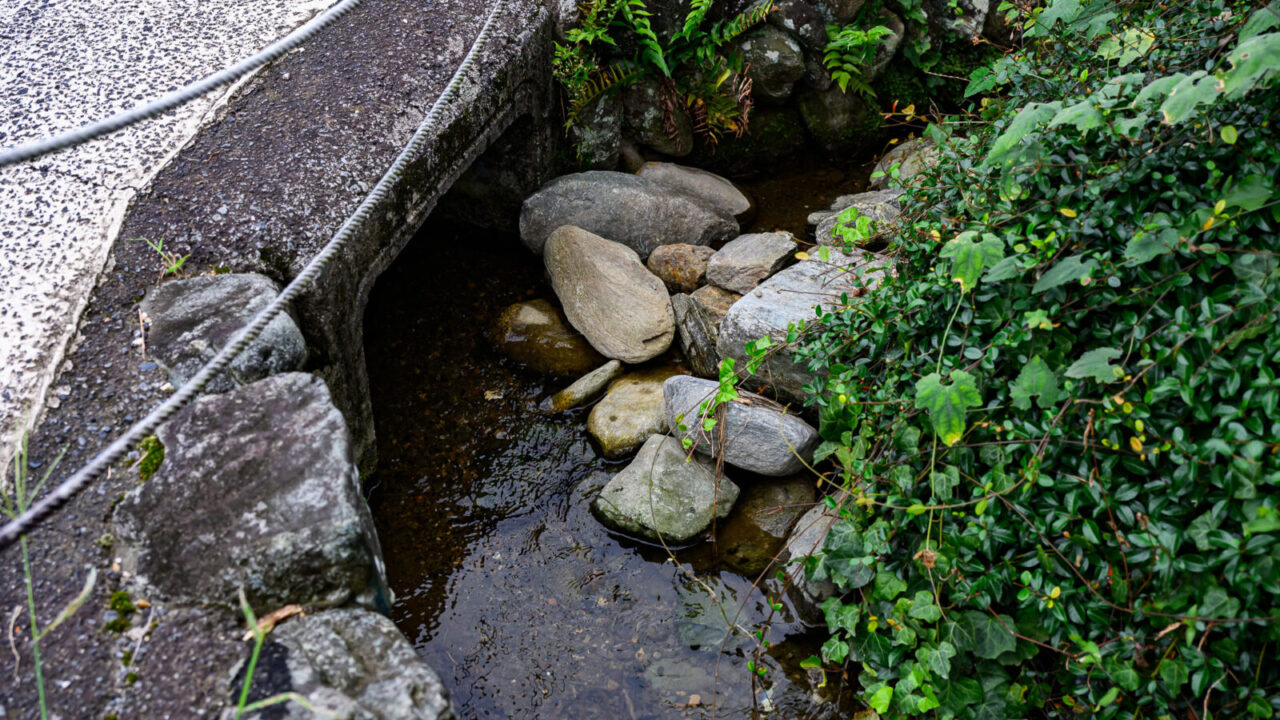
(684, 106, 809, 176)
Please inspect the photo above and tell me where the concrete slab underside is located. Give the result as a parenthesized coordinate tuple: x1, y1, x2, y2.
(0, 0, 552, 715)
(0, 0, 333, 479)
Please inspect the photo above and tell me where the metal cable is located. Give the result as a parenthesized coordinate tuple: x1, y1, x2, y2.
(0, 0, 504, 549)
(0, 0, 371, 169)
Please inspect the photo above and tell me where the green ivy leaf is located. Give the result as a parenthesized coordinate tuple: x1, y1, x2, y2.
(874, 568, 908, 600)
(868, 685, 894, 713)
(909, 590, 943, 622)
(917, 641, 958, 679)
(1159, 659, 1189, 688)
(822, 636, 850, 663)
(1065, 347, 1124, 384)
(1241, 2, 1280, 41)
(940, 232, 1005, 292)
(938, 676, 983, 713)
(1010, 355, 1060, 410)
(1124, 228, 1179, 264)
(949, 611, 1016, 659)
(915, 370, 983, 446)
(1033, 255, 1099, 293)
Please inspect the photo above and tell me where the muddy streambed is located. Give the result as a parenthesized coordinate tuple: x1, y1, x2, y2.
(363, 159, 869, 720)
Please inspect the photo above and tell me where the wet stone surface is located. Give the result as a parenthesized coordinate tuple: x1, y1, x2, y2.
(364, 223, 858, 719)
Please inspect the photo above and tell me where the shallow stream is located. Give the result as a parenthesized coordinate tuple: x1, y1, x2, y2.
(363, 156, 870, 720)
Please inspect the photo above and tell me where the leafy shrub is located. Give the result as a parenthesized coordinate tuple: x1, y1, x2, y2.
(792, 0, 1280, 717)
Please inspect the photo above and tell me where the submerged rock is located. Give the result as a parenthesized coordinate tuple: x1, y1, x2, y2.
(141, 273, 305, 394)
(663, 376, 819, 476)
(224, 608, 455, 720)
(544, 226, 675, 364)
(705, 232, 797, 294)
(738, 25, 806, 103)
(636, 162, 755, 228)
(593, 435, 740, 543)
(718, 476, 816, 577)
(520, 172, 737, 259)
(717, 250, 891, 404)
(646, 243, 717, 295)
(814, 188, 904, 245)
(113, 373, 389, 611)
(671, 285, 740, 379)
(870, 137, 939, 189)
(587, 366, 686, 459)
(491, 299, 606, 376)
(780, 500, 843, 624)
(541, 359, 625, 414)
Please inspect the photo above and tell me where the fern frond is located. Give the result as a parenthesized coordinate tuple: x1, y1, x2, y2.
(565, 60, 645, 128)
(675, 0, 714, 43)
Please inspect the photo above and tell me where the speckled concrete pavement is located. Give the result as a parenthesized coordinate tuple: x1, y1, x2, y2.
(0, 0, 330, 472)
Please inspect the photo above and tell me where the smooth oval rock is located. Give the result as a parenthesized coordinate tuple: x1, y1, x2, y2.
(636, 162, 755, 228)
(592, 435, 741, 543)
(663, 375, 819, 476)
(587, 366, 687, 458)
(647, 243, 717, 295)
(491, 298, 607, 375)
(705, 231, 798, 294)
(520, 172, 737, 259)
(544, 226, 675, 364)
(717, 250, 891, 404)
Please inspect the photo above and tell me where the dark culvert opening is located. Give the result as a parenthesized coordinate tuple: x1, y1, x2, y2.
(361, 141, 887, 718)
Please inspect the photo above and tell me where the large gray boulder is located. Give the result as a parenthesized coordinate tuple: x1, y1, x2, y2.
(636, 162, 754, 228)
(868, 10, 905, 79)
(814, 188, 904, 245)
(780, 500, 843, 624)
(738, 26, 806, 103)
(587, 367, 686, 459)
(592, 435, 740, 543)
(706, 232, 798, 293)
(544, 226, 675, 364)
(663, 375, 819, 476)
(520, 172, 737, 259)
(141, 273, 306, 394)
(870, 137, 939, 189)
(113, 372, 390, 611)
(621, 77, 694, 157)
(717, 250, 891, 404)
(227, 609, 455, 720)
(671, 285, 741, 379)
(813, 0, 867, 23)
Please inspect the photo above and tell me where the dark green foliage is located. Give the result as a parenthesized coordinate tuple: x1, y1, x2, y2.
(104, 591, 136, 633)
(793, 1, 1280, 717)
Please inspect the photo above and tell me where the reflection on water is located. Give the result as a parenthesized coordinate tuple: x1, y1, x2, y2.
(364, 224, 854, 719)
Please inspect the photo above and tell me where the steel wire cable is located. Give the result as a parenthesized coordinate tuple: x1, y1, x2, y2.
(0, 0, 503, 549)
(0, 0, 371, 169)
